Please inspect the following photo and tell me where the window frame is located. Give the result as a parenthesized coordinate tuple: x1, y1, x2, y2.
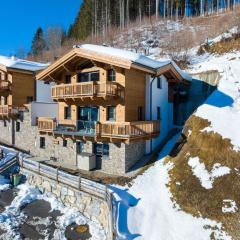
(40, 137, 45, 149)
(77, 71, 100, 83)
(157, 77, 162, 89)
(107, 69, 116, 81)
(107, 106, 116, 121)
(64, 106, 71, 120)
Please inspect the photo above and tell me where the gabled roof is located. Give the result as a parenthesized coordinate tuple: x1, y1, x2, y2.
(36, 44, 192, 82)
(0, 55, 48, 73)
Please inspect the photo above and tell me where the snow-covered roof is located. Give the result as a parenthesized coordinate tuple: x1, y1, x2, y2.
(0, 55, 48, 72)
(79, 44, 192, 81)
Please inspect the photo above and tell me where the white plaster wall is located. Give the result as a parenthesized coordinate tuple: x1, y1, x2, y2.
(36, 80, 55, 103)
(31, 102, 58, 126)
(145, 75, 174, 153)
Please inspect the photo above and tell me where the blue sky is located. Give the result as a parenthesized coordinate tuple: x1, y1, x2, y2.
(0, 0, 82, 56)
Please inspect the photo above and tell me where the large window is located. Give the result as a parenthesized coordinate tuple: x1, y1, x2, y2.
(78, 71, 99, 82)
(64, 106, 71, 120)
(107, 106, 116, 121)
(107, 69, 116, 81)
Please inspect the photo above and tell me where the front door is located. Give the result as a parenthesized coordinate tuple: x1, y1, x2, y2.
(77, 106, 99, 133)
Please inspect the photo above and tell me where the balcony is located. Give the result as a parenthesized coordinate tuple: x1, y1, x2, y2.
(0, 105, 21, 119)
(0, 81, 10, 95)
(38, 117, 57, 132)
(51, 81, 124, 101)
(40, 119, 160, 143)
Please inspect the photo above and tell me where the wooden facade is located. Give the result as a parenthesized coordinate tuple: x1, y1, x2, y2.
(0, 68, 36, 119)
(36, 46, 189, 143)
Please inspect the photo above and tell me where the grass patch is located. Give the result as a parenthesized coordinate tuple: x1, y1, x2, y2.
(168, 115, 240, 239)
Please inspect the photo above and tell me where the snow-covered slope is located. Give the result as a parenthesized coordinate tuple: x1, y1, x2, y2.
(112, 28, 240, 240)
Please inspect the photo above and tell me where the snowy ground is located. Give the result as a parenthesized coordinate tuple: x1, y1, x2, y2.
(111, 29, 240, 240)
(0, 175, 106, 240)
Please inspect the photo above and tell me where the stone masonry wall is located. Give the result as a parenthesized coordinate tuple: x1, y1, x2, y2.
(0, 120, 13, 145)
(21, 169, 112, 240)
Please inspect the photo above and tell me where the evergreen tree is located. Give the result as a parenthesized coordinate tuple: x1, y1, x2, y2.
(30, 27, 46, 56)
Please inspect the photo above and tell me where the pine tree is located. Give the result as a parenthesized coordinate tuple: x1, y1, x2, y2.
(30, 27, 46, 56)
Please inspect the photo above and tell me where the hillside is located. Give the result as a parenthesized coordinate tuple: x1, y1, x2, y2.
(111, 28, 240, 239)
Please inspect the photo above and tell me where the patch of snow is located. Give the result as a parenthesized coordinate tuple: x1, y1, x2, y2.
(188, 157, 231, 189)
(111, 134, 231, 240)
(222, 200, 238, 213)
(189, 51, 240, 151)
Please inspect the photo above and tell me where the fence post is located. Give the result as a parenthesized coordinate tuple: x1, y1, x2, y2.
(78, 176, 81, 190)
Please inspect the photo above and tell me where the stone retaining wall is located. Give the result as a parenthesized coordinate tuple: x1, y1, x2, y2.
(21, 168, 113, 240)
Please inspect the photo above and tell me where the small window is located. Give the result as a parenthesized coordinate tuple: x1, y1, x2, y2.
(63, 139, 67, 147)
(40, 137, 45, 149)
(157, 77, 162, 89)
(107, 106, 116, 121)
(27, 96, 34, 104)
(4, 96, 7, 105)
(65, 75, 71, 84)
(103, 143, 109, 157)
(108, 69, 116, 81)
(3, 121, 7, 127)
(138, 106, 144, 121)
(16, 122, 20, 132)
(76, 141, 84, 154)
(64, 106, 71, 120)
(157, 107, 161, 120)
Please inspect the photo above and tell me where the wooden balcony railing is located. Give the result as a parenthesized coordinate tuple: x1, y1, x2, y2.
(0, 81, 10, 93)
(0, 105, 20, 118)
(38, 117, 57, 132)
(51, 81, 123, 100)
(97, 121, 160, 140)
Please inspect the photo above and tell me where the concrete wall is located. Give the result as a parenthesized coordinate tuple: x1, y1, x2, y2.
(22, 168, 112, 239)
(31, 102, 58, 126)
(36, 80, 55, 103)
(145, 74, 174, 154)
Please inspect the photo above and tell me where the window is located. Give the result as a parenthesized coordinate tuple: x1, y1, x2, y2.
(78, 71, 100, 82)
(157, 107, 161, 120)
(63, 139, 67, 147)
(3, 121, 7, 127)
(64, 106, 71, 120)
(76, 141, 84, 154)
(27, 96, 34, 104)
(108, 69, 116, 81)
(157, 77, 162, 89)
(4, 96, 7, 105)
(138, 106, 144, 121)
(40, 137, 45, 149)
(103, 143, 109, 157)
(16, 122, 20, 132)
(65, 75, 71, 84)
(107, 106, 116, 121)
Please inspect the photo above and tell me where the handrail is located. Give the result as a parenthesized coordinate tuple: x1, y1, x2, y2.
(38, 117, 57, 132)
(51, 81, 123, 99)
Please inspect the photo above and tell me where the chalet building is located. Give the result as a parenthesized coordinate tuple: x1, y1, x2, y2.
(0, 56, 49, 144)
(34, 45, 191, 175)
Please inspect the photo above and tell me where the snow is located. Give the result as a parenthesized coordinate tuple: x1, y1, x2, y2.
(111, 134, 231, 240)
(0, 55, 48, 72)
(188, 157, 231, 189)
(222, 200, 238, 213)
(79, 44, 192, 81)
(0, 179, 106, 240)
(189, 52, 240, 151)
